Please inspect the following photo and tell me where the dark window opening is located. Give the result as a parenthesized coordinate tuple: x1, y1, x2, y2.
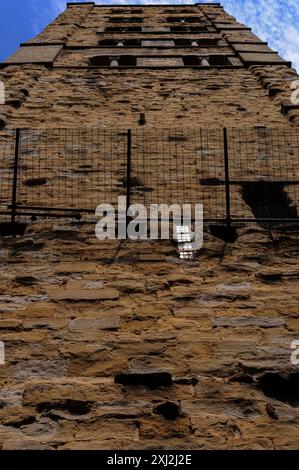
(173, 38, 191, 47)
(89, 55, 137, 67)
(118, 55, 137, 66)
(109, 8, 143, 14)
(125, 39, 141, 46)
(89, 55, 110, 66)
(98, 39, 141, 47)
(163, 8, 194, 14)
(183, 55, 210, 66)
(174, 38, 218, 47)
(166, 16, 205, 23)
(241, 181, 298, 224)
(105, 26, 142, 33)
(109, 17, 143, 23)
(98, 39, 118, 46)
(208, 55, 230, 66)
(170, 25, 208, 32)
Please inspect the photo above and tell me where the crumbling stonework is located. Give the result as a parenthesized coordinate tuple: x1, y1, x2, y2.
(0, 3, 299, 451)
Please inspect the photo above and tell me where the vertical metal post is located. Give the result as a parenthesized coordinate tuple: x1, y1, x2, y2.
(126, 129, 132, 237)
(11, 128, 20, 237)
(223, 127, 231, 228)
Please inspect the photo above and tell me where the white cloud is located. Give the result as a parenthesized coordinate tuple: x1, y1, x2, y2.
(211, 0, 299, 71)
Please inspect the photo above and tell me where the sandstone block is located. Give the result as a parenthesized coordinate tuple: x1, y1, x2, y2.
(212, 317, 286, 328)
(48, 287, 119, 301)
(69, 316, 120, 331)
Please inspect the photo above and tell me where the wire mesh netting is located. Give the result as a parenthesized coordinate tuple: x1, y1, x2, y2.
(0, 129, 16, 219)
(0, 128, 128, 224)
(0, 127, 298, 229)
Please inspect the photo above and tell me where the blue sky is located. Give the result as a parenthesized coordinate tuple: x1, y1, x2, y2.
(0, 0, 299, 71)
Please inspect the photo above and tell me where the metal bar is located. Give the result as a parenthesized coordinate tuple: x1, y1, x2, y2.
(230, 218, 299, 223)
(8, 205, 95, 213)
(8, 211, 299, 225)
(223, 127, 231, 228)
(201, 180, 299, 186)
(11, 128, 20, 238)
(13, 212, 83, 219)
(126, 128, 132, 236)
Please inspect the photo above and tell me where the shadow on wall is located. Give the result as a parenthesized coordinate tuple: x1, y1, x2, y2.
(241, 181, 298, 225)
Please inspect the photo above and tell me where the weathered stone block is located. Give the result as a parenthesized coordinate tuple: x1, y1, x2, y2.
(239, 52, 290, 66)
(212, 317, 286, 328)
(12, 359, 69, 379)
(2, 440, 54, 450)
(231, 43, 273, 53)
(141, 40, 175, 47)
(142, 27, 170, 32)
(69, 316, 120, 331)
(5, 45, 63, 65)
(47, 287, 119, 301)
(137, 57, 184, 67)
(215, 22, 249, 30)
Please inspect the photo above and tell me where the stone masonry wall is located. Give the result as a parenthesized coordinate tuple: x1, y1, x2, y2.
(0, 3, 299, 451)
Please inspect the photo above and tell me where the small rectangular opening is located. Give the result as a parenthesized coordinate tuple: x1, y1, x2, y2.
(183, 55, 202, 66)
(125, 39, 142, 47)
(209, 55, 230, 66)
(166, 16, 204, 23)
(174, 38, 219, 47)
(118, 55, 137, 67)
(89, 55, 137, 67)
(89, 55, 110, 66)
(182, 55, 229, 66)
(99, 39, 141, 47)
(109, 9, 143, 15)
(163, 8, 194, 14)
(109, 17, 143, 23)
(98, 39, 118, 46)
(170, 25, 208, 32)
(105, 26, 142, 33)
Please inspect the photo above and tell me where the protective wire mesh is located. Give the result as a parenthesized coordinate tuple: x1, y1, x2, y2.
(0, 127, 298, 229)
(0, 129, 16, 221)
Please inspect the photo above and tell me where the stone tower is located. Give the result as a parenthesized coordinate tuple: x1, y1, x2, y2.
(0, 3, 299, 451)
(1, 1, 299, 128)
